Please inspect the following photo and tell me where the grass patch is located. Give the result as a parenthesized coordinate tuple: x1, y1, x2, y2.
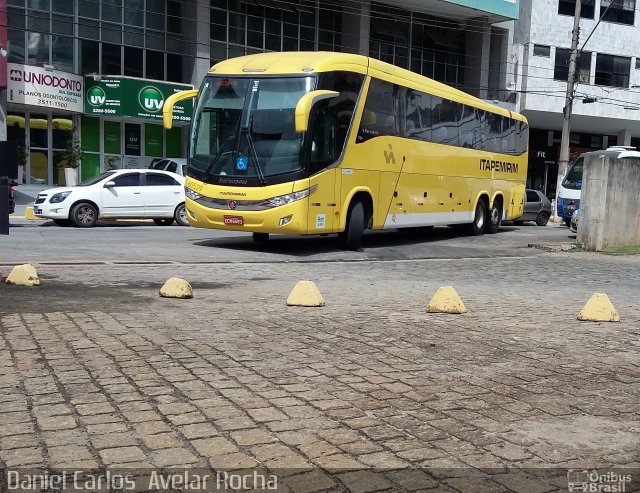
(599, 245, 640, 255)
(569, 243, 584, 252)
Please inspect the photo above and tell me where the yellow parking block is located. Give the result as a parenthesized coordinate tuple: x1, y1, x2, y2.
(25, 206, 46, 221)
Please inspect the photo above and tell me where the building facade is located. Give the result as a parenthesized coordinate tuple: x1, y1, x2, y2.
(505, 0, 640, 196)
(4, 0, 519, 185)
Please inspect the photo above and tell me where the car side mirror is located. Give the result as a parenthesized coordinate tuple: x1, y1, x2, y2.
(104, 181, 116, 188)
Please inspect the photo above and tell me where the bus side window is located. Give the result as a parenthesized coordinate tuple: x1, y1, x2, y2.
(357, 79, 398, 143)
(404, 89, 432, 142)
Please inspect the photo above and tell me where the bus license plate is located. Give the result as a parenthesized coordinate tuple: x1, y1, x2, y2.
(224, 215, 244, 225)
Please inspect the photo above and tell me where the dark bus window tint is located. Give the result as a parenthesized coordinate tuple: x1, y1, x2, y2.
(458, 105, 475, 148)
(484, 113, 503, 153)
(357, 79, 398, 143)
(404, 89, 432, 142)
(431, 99, 460, 147)
(310, 71, 364, 171)
(502, 118, 517, 154)
(473, 110, 490, 151)
(515, 121, 528, 155)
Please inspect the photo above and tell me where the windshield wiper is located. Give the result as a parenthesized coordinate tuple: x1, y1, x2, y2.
(241, 114, 266, 186)
(200, 134, 236, 182)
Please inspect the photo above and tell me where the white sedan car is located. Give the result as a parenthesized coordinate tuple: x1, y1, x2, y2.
(33, 169, 188, 227)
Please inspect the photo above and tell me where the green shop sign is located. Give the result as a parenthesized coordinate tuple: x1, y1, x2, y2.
(84, 76, 193, 123)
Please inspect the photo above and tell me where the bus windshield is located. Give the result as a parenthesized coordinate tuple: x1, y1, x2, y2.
(562, 157, 584, 190)
(189, 76, 315, 185)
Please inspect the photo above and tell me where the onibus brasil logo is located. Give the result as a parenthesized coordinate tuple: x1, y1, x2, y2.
(87, 86, 106, 107)
(139, 86, 164, 113)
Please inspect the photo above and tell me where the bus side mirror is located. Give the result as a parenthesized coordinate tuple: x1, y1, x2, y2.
(294, 90, 340, 133)
(163, 89, 199, 129)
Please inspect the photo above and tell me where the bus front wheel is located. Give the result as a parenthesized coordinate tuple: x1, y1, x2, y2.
(486, 200, 502, 234)
(468, 199, 487, 236)
(338, 200, 365, 251)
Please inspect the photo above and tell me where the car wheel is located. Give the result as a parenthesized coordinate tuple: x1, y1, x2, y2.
(486, 199, 502, 234)
(174, 203, 189, 226)
(564, 217, 571, 227)
(253, 232, 270, 243)
(338, 200, 365, 251)
(53, 219, 73, 227)
(536, 212, 549, 226)
(467, 199, 486, 235)
(153, 218, 174, 226)
(70, 202, 98, 227)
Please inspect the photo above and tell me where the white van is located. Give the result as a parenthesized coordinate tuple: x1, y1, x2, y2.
(556, 146, 640, 226)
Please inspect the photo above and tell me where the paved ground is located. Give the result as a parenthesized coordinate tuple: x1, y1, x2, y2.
(1, 249, 639, 492)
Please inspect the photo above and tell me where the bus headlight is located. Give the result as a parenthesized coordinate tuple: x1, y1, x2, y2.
(185, 187, 202, 201)
(266, 185, 317, 207)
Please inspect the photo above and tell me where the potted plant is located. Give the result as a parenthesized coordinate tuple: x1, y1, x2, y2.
(58, 137, 82, 186)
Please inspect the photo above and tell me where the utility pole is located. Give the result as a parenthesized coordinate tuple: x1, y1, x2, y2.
(554, 0, 581, 220)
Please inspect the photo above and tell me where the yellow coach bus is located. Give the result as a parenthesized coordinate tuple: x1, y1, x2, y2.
(164, 51, 528, 250)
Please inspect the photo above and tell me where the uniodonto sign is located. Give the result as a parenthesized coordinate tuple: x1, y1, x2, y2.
(7, 63, 84, 113)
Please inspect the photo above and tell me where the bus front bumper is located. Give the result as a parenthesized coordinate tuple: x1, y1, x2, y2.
(185, 198, 308, 234)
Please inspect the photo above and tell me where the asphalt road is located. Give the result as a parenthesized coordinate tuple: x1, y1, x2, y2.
(1, 214, 574, 264)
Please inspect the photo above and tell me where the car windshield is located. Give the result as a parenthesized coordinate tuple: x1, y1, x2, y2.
(189, 76, 314, 184)
(78, 172, 116, 187)
(562, 157, 583, 190)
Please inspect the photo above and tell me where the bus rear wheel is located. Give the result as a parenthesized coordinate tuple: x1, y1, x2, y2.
(486, 200, 502, 234)
(338, 200, 365, 251)
(468, 199, 487, 236)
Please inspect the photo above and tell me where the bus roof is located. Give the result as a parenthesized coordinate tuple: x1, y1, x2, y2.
(208, 51, 527, 123)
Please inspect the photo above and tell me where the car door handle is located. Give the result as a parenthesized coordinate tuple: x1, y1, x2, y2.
(133, 192, 141, 194)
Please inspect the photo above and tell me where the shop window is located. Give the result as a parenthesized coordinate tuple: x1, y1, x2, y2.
(102, 43, 122, 75)
(558, 0, 594, 18)
(554, 48, 591, 83)
(146, 50, 165, 81)
(533, 45, 550, 57)
(595, 54, 630, 88)
(27, 10, 49, 31)
(147, 0, 166, 30)
(601, 0, 634, 24)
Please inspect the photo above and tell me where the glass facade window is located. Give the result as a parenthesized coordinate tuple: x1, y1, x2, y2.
(595, 54, 630, 88)
(558, 0, 595, 18)
(601, 0, 634, 24)
(554, 48, 592, 83)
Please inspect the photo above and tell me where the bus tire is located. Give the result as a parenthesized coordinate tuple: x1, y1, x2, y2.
(468, 199, 486, 236)
(339, 200, 365, 251)
(486, 199, 502, 234)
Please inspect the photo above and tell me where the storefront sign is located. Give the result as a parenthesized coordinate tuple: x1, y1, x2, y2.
(84, 76, 193, 123)
(7, 63, 84, 112)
